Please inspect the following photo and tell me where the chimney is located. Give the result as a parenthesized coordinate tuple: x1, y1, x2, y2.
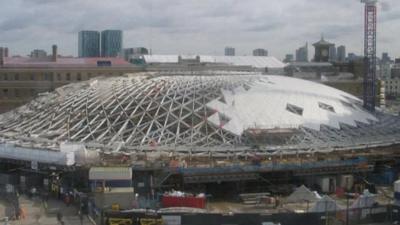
(0, 47, 4, 66)
(4, 48, 8, 57)
(52, 45, 57, 62)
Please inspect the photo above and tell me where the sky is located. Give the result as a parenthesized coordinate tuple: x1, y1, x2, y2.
(0, 0, 399, 60)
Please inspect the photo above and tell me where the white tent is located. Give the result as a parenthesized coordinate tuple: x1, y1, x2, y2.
(286, 185, 321, 203)
(350, 190, 376, 209)
(310, 195, 342, 212)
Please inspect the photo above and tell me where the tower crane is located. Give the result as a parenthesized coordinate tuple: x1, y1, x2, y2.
(361, 0, 378, 111)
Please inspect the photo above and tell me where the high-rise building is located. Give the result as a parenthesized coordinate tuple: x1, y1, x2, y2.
(284, 54, 294, 63)
(0, 47, 8, 58)
(337, 45, 346, 62)
(78, 31, 100, 57)
(101, 30, 123, 57)
(329, 45, 337, 62)
(252, 48, 268, 56)
(224, 47, 235, 56)
(382, 52, 391, 63)
(30, 49, 47, 58)
(295, 43, 308, 62)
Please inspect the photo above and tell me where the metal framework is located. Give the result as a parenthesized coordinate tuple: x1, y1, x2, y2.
(1, 72, 400, 156)
(362, 0, 378, 111)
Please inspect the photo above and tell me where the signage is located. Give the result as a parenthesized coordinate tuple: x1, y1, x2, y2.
(111, 203, 120, 211)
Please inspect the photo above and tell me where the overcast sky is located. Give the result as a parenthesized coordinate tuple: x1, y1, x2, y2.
(0, 0, 399, 60)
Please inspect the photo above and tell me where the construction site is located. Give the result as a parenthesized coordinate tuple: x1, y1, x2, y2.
(1, 0, 400, 224)
(0, 70, 400, 225)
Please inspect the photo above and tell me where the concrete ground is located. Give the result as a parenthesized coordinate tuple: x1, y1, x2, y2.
(0, 194, 93, 225)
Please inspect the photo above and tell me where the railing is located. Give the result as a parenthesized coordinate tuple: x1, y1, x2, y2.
(135, 157, 369, 176)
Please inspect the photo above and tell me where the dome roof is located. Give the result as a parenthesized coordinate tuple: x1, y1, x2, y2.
(1, 72, 400, 155)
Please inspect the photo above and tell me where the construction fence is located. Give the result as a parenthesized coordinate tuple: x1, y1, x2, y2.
(103, 205, 400, 225)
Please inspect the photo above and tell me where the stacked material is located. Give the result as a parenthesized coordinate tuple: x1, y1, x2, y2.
(286, 185, 321, 203)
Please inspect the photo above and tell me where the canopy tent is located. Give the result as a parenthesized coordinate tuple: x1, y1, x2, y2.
(310, 195, 342, 212)
(286, 185, 321, 203)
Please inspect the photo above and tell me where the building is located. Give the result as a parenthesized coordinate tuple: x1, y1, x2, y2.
(380, 63, 392, 79)
(382, 52, 391, 63)
(385, 78, 400, 97)
(0, 47, 8, 58)
(347, 53, 361, 62)
(252, 48, 268, 56)
(284, 54, 294, 63)
(295, 43, 308, 62)
(2, 72, 400, 206)
(30, 49, 47, 58)
(0, 45, 141, 113)
(224, 47, 235, 56)
(391, 59, 400, 79)
(123, 47, 149, 61)
(313, 37, 334, 62)
(329, 45, 337, 62)
(140, 55, 285, 74)
(337, 45, 346, 62)
(101, 30, 123, 57)
(78, 31, 100, 57)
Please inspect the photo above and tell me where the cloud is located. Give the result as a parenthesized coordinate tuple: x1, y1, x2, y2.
(0, 0, 398, 59)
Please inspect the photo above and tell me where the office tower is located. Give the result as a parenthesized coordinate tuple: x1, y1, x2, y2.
(337, 45, 346, 62)
(252, 48, 268, 56)
(295, 43, 308, 62)
(101, 30, 123, 57)
(78, 31, 100, 57)
(382, 52, 391, 63)
(329, 45, 337, 62)
(224, 47, 235, 56)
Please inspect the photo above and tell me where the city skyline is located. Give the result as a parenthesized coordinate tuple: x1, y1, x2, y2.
(0, 0, 399, 59)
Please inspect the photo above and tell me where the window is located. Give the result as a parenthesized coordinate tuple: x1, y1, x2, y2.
(57, 73, 61, 81)
(14, 74, 19, 80)
(4, 74, 8, 81)
(30, 74, 35, 81)
(341, 100, 354, 109)
(318, 102, 335, 113)
(40, 73, 53, 81)
(286, 103, 303, 116)
(15, 89, 20, 97)
(77, 73, 82, 81)
(3, 89, 8, 97)
(66, 73, 71, 81)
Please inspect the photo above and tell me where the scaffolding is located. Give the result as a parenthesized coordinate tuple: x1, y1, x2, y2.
(1, 72, 400, 158)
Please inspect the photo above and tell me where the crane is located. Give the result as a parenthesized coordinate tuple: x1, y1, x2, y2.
(361, 0, 378, 112)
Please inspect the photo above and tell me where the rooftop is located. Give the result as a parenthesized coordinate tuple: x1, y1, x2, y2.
(1, 56, 133, 68)
(142, 55, 286, 69)
(1, 71, 400, 157)
(312, 37, 335, 47)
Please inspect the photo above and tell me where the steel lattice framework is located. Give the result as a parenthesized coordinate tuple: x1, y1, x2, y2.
(1, 72, 400, 156)
(362, 0, 378, 112)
